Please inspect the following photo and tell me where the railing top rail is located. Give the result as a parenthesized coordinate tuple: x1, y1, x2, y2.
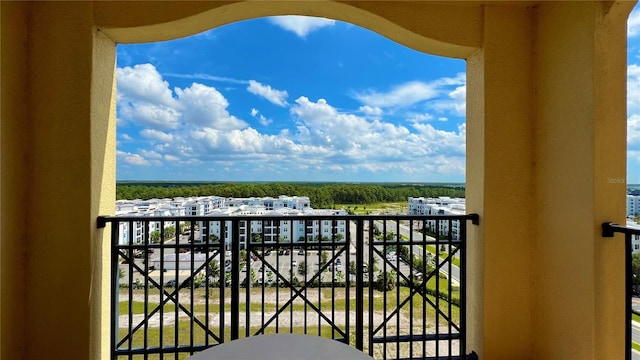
(602, 222, 640, 237)
(98, 213, 479, 228)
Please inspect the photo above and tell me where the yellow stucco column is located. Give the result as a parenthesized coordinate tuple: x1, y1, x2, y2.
(532, 2, 632, 359)
(467, 5, 535, 359)
(2, 2, 116, 359)
(468, 1, 633, 359)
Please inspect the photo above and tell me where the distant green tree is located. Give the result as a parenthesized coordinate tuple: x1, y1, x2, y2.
(375, 270, 397, 292)
(250, 268, 257, 287)
(164, 226, 176, 240)
(150, 230, 161, 244)
(298, 261, 308, 276)
(251, 233, 262, 243)
(349, 260, 357, 275)
(320, 250, 329, 269)
(208, 259, 220, 283)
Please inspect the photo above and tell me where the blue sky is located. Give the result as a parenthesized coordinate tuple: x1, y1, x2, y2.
(117, 10, 640, 184)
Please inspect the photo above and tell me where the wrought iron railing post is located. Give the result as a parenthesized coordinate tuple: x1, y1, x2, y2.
(602, 222, 634, 360)
(355, 218, 364, 351)
(625, 232, 632, 360)
(109, 220, 119, 360)
(460, 217, 468, 359)
(231, 219, 241, 341)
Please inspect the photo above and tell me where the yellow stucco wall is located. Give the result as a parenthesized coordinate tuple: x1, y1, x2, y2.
(0, 1, 633, 359)
(467, 5, 536, 357)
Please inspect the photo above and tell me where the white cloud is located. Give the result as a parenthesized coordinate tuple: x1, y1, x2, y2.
(269, 16, 335, 38)
(140, 150, 163, 160)
(164, 154, 180, 162)
(408, 113, 434, 123)
(247, 80, 289, 107)
(140, 129, 174, 142)
(629, 114, 640, 150)
(258, 115, 272, 126)
(430, 85, 466, 116)
(117, 151, 151, 166)
(290, 96, 465, 170)
(353, 73, 466, 118)
(117, 65, 467, 181)
(117, 64, 247, 131)
(176, 83, 247, 130)
(117, 64, 178, 108)
(250, 108, 273, 126)
(629, 7, 640, 38)
(359, 105, 383, 116)
(163, 72, 248, 85)
(354, 81, 438, 108)
(629, 64, 640, 115)
(118, 100, 181, 130)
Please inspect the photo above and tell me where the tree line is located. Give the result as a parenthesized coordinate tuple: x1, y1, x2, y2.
(116, 182, 465, 207)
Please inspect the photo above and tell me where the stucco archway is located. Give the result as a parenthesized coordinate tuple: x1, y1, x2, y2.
(0, 1, 633, 360)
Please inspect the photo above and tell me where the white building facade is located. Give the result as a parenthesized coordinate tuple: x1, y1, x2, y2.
(628, 195, 640, 217)
(408, 197, 466, 240)
(115, 195, 344, 248)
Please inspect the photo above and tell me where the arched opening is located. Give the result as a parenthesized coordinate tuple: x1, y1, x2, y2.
(95, 3, 484, 359)
(115, 18, 467, 183)
(109, 10, 471, 360)
(0, 2, 632, 360)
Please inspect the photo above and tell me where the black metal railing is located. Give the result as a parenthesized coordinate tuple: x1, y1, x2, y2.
(99, 214, 479, 360)
(602, 222, 640, 360)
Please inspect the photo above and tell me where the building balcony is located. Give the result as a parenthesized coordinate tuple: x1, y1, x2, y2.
(99, 214, 479, 359)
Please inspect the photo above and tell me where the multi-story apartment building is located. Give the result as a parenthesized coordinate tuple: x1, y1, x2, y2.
(628, 195, 640, 217)
(226, 195, 310, 210)
(115, 196, 225, 245)
(627, 220, 640, 254)
(204, 206, 347, 249)
(115, 195, 344, 248)
(408, 197, 465, 240)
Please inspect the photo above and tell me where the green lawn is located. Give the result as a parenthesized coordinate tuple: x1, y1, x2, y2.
(333, 202, 407, 215)
(117, 285, 459, 359)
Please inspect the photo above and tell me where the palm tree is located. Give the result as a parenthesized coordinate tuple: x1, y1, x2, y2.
(208, 259, 220, 283)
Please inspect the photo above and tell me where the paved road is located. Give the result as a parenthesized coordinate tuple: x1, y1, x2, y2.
(379, 220, 461, 283)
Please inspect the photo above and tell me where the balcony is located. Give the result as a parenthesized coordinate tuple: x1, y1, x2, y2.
(99, 214, 479, 360)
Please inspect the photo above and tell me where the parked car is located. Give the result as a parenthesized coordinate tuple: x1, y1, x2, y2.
(291, 259, 298, 267)
(284, 249, 290, 255)
(298, 249, 304, 255)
